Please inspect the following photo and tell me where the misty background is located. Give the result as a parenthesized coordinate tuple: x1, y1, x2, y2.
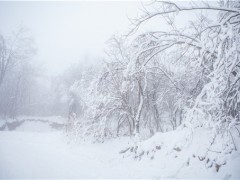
(0, 1, 217, 118)
(0, 1, 240, 178)
(0, 1, 142, 75)
(0, 1, 143, 117)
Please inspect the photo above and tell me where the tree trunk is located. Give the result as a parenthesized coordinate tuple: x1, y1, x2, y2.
(154, 104, 163, 132)
(134, 79, 144, 135)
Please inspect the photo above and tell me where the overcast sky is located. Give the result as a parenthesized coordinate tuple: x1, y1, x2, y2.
(0, 1, 217, 76)
(0, 1, 143, 75)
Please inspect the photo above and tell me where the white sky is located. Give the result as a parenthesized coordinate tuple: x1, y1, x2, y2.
(0, 1, 217, 76)
(0, 1, 143, 75)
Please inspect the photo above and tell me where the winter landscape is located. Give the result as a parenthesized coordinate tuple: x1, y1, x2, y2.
(0, 1, 240, 179)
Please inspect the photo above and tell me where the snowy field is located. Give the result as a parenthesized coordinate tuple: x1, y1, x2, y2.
(0, 117, 239, 179)
(0, 0, 240, 179)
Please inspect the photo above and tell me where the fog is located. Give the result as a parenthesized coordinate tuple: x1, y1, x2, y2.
(0, 1, 221, 119)
(0, 1, 145, 117)
(0, 1, 141, 75)
(0, 1, 240, 179)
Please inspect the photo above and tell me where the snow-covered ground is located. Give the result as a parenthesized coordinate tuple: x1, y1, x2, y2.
(0, 117, 239, 179)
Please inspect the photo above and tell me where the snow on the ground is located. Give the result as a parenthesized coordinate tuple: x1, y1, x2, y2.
(15, 121, 56, 132)
(0, 116, 239, 179)
(0, 131, 134, 179)
(17, 115, 67, 124)
(0, 116, 66, 131)
(122, 127, 240, 179)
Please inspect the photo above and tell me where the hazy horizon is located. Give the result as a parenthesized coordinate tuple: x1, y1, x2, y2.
(0, 1, 142, 76)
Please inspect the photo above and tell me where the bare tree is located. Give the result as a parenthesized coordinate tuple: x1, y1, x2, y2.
(0, 28, 36, 118)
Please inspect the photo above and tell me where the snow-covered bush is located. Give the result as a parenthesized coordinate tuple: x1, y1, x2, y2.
(65, 1, 240, 155)
(117, 0, 240, 169)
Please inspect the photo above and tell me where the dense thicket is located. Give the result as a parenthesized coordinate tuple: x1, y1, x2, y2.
(64, 1, 240, 147)
(1, 1, 239, 149)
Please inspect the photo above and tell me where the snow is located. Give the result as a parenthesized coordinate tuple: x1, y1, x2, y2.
(0, 131, 132, 179)
(0, 120, 5, 128)
(15, 121, 56, 132)
(17, 115, 67, 124)
(0, 117, 239, 179)
(0, 116, 66, 131)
